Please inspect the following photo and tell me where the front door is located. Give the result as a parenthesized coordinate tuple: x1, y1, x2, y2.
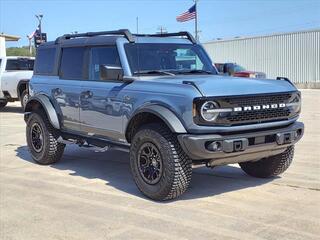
(80, 46, 125, 141)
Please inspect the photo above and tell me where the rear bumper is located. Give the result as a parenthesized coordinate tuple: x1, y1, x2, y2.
(178, 121, 304, 166)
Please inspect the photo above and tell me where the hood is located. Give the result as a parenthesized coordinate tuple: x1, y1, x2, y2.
(148, 75, 297, 97)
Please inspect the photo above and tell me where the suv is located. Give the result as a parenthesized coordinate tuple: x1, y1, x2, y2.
(0, 56, 34, 109)
(24, 30, 304, 201)
(215, 62, 266, 79)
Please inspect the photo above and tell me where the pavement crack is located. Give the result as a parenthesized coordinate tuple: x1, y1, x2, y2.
(271, 182, 320, 191)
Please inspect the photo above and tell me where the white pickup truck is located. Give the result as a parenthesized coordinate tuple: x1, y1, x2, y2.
(0, 56, 34, 109)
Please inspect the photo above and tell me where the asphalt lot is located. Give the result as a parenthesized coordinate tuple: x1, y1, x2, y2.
(0, 90, 319, 240)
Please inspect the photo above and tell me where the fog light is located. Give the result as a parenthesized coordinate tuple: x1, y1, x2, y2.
(294, 129, 302, 139)
(206, 141, 222, 152)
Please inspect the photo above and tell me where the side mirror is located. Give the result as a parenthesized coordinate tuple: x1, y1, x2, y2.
(100, 65, 124, 81)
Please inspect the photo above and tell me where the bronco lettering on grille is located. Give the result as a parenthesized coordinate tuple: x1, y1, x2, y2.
(233, 103, 286, 112)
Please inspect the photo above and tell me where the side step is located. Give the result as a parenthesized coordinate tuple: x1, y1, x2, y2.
(57, 135, 130, 153)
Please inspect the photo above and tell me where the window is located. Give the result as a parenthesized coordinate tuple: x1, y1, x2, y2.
(35, 48, 56, 74)
(60, 47, 85, 79)
(6, 58, 34, 71)
(89, 46, 120, 80)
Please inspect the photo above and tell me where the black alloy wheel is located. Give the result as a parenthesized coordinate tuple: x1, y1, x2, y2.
(137, 142, 163, 185)
(30, 122, 44, 153)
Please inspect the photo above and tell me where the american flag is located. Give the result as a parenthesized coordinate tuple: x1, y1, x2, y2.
(176, 4, 196, 22)
(28, 25, 40, 40)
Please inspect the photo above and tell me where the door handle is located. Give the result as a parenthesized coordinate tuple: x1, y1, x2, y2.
(82, 90, 93, 99)
(53, 88, 62, 96)
(124, 95, 131, 102)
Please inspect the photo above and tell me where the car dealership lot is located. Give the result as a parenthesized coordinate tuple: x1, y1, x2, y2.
(0, 90, 319, 240)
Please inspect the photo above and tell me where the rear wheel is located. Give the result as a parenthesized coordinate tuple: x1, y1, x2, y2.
(20, 90, 29, 109)
(26, 111, 65, 165)
(0, 101, 7, 109)
(130, 123, 192, 201)
(239, 146, 294, 178)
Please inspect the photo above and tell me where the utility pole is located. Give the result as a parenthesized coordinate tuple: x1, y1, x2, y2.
(136, 16, 139, 34)
(35, 14, 43, 40)
(194, 0, 199, 42)
(26, 35, 32, 55)
(157, 26, 167, 34)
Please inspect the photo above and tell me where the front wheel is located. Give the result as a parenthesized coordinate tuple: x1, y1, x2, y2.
(26, 111, 65, 165)
(130, 123, 192, 201)
(239, 146, 294, 178)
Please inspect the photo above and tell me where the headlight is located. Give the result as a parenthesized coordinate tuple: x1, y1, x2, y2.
(249, 73, 257, 78)
(200, 101, 220, 121)
(287, 93, 301, 113)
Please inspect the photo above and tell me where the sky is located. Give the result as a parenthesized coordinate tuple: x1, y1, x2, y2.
(1, 0, 319, 47)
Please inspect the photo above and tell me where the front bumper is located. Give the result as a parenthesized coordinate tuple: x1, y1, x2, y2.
(178, 121, 304, 166)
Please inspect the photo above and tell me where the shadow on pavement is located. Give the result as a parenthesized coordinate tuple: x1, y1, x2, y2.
(15, 145, 274, 201)
(0, 106, 23, 114)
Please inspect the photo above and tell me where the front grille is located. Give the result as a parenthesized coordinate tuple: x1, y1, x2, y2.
(194, 92, 299, 126)
(226, 108, 291, 122)
(223, 94, 292, 106)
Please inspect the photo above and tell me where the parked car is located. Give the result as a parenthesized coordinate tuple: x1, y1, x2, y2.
(215, 62, 266, 78)
(0, 56, 34, 109)
(24, 30, 303, 201)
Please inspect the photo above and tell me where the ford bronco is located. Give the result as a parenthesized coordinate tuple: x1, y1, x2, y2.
(24, 30, 304, 201)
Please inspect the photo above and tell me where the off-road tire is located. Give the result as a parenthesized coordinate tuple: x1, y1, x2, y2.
(130, 123, 192, 201)
(239, 146, 294, 178)
(26, 111, 65, 165)
(20, 90, 29, 109)
(0, 101, 7, 109)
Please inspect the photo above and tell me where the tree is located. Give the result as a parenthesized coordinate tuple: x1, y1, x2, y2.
(6, 46, 35, 57)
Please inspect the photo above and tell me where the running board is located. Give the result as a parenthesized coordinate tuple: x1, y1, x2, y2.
(57, 135, 130, 153)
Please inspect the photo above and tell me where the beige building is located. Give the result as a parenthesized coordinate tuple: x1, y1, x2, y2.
(0, 33, 20, 57)
(203, 29, 320, 88)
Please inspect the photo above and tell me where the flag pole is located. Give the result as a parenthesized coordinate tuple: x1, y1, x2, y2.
(194, 0, 198, 42)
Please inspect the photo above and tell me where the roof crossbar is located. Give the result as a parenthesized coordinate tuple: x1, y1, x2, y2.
(55, 29, 134, 43)
(135, 31, 197, 44)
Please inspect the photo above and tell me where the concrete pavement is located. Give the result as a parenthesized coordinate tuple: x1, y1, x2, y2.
(0, 90, 319, 240)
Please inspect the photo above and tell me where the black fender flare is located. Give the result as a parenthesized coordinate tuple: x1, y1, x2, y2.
(24, 95, 60, 129)
(126, 105, 187, 135)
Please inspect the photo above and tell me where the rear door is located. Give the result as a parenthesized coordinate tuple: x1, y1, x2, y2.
(79, 45, 125, 141)
(53, 47, 85, 132)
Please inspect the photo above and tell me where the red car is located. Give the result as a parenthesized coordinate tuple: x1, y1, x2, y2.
(215, 63, 266, 79)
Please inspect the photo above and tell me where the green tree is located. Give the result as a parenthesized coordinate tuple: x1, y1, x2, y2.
(6, 46, 35, 57)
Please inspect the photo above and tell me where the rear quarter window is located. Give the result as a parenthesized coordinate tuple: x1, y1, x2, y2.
(6, 59, 34, 71)
(59, 47, 85, 80)
(34, 48, 56, 75)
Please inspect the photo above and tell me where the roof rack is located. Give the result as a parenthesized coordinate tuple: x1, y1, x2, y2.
(54, 29, 196, 44)
(55, 29, 134, 43)
(135, 31, 197, 44)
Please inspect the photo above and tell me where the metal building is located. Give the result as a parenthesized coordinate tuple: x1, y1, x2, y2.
(203, 29, 320, 88)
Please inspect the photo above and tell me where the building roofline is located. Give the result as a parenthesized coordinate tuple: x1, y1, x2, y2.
(0, 33, 20, 41)
(204, 28, 320, 44)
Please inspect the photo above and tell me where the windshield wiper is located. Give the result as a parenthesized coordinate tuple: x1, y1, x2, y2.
(175, 69, 213, 75)
(134, 70, 175, 76)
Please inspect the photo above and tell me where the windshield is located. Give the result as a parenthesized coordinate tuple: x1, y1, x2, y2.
(125, 43, 217, 76)
(6, 59, 34, 71)
(233, 64, 246, 72)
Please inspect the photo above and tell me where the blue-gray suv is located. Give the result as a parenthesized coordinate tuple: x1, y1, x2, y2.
(24, 30, 304, 201)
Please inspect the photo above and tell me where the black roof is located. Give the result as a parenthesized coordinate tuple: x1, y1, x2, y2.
(39, 29, 196, 49)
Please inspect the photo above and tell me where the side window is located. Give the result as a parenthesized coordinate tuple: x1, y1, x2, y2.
(6, 59, 34, 71)
(60, 47, 85, 79)
(89, 46, 120, 80)
(35, 48, 56, 74)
